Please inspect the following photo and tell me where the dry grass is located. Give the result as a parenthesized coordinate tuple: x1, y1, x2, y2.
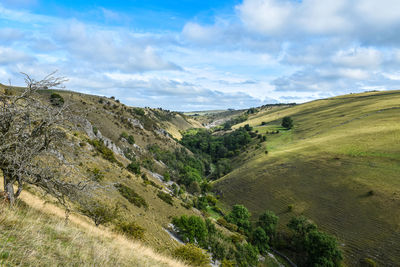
(0, 192, 189, 267)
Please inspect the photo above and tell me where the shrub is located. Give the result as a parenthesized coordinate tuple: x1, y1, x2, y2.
(79, 202, 118, 227)
(120, 132, 129, 140)
(49, 93, 64, 107)
(115, 183, 148, 209)
(287, 204, 294, 211)
(157, 191, 173, 205)
(244, 124, 252, 131)
(127, 135, 135, 144)
(281, 116, 293, 129)
(126, 160, 141, 175)
(163, 172, 171, 182)
(173, 244, 210, 267)
(123, 147, 135, 161)
(89, 139, 119, 164)
(131, 107, 145, 116)
(115, 221, 145, 240)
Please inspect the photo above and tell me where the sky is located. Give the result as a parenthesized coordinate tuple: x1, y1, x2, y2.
(1, 0, 400, 111)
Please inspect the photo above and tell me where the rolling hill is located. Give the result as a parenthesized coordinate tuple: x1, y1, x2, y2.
(214, 90, 400, 266)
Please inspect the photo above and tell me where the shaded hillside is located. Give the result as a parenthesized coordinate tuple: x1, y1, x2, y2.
(214, 90, 400, 266)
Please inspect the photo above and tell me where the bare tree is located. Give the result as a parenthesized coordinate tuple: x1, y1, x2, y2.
(0, 72, 87, 207)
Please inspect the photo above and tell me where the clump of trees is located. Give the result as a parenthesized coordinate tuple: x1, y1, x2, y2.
(172, 203, 342, 267)
(222, 114, 248, 130)
(172, 214, 259, 266)
(180, 127, 252, 180)
(286, 216, 342, 266)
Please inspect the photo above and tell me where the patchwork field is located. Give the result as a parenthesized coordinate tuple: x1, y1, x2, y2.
(214, 90, 400, 266)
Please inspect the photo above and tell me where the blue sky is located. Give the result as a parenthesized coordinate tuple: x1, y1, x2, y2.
(1, 0, 400, 111)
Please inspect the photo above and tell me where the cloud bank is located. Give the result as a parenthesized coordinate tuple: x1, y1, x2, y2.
(0, 1, 400, 110)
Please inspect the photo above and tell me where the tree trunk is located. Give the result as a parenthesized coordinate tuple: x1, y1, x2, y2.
(4, 175, 15, 206)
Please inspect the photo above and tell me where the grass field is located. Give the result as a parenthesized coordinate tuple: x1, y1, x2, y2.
(215, 90, 400, 266)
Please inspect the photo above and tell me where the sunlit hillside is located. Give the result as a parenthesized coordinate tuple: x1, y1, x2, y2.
(215, 90, 400, 266)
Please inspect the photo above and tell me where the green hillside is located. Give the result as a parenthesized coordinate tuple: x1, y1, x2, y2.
(214, 90, 400, 266)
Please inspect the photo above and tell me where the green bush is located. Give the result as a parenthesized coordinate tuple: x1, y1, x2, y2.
(287, 204, 294, 211)
(282, 116, 293, 129)
(251, 227, 269, 253)
(225, 205, 252, 234)
(127, 135, 135, 144)
(88, 139, 119, 164)
(49, 93, 64, 107)
(234, 243, 259, 267)
(172, 215, 208, 245)
(257, 210, 279, 237)
(173, 244, 210, 267)
(305, 230, 343, 267)
(79, 202, 117, 227)
(126, 160, 141, 175)
(131, 107, 145, 116)
(115, 183, 148, 209)
(157, 191, 173, 205)
(115, 221, 145, 240)
(120, 132, 129, 140)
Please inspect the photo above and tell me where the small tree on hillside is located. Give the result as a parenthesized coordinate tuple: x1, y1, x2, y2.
(226, 204, 252, 234)
(281, 116, 293, 129)
(0, 72, 87, 207)
(257, 210, 279, 237)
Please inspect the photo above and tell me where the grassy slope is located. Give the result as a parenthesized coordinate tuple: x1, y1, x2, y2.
(214, 90, 400, 266)
(0, 191, 188, 267)
(0, 85, 202, 258)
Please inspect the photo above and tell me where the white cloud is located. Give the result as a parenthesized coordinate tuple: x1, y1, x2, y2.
(332, 47, 382, 68)
(237, 0, 292, 35)
(0, 47, 34, 65)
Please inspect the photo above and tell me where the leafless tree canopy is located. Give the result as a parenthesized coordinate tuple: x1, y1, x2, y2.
(0, 72, 87, 207)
